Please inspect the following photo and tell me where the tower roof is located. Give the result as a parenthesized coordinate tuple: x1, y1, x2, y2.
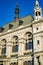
(36, 0, 39, 7)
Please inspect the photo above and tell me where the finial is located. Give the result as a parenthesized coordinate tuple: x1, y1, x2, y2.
(15, 4, 20, 20)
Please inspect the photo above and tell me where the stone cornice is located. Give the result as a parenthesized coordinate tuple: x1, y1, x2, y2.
(0, 24, 32, 37)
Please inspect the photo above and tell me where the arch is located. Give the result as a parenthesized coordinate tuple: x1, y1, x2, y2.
(12, 35, 18, 43)
(13, 36, 18, 40)
(24, 32, 32, 40)
(1, 39, 7, 43)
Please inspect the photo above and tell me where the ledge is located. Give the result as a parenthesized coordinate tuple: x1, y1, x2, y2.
(0, 54, 6, 59)
(11, 52, 18, 57)
(24, 49, 32, 55)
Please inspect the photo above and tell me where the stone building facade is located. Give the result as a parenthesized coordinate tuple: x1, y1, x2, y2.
(0, 0, 43, 65)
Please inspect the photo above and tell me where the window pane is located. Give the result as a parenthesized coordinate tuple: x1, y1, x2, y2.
(4, 47, 6, 54)
(15, 45, 18, 52)
(29, 42, 32, 49)
(2, 47, 6, 54)
(12, 45, 18, 52)
(37, 40, 40, 44)
(27, 43, 29, 49)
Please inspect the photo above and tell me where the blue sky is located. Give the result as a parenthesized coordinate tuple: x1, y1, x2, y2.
(0, 0, 43, 27)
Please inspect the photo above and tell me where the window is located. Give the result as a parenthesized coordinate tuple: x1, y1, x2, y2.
(25, 32, 32, 50)
(10, 62, 18, 65)
(37, 40, 40, 44)
(12, 45, 18, 52)
(36, 56, 40, 65)
(23, 61, 27, 65)
(38, 12, 40, 16)
(14, 62, 18, 65)
(9, 24, 13, 29)
(19, 20, 23, 26)
(23, 61, 32, 65)
(25, 42, 32, 50)
(28, 61, 32, 65)
(36, 12, 37, 16)
(0, 27, 4, 32)
(2, 47, 6, 54)
(15, 45, 18, 52)
(36, 27, 38, 30)
(29, 42, 32, 49)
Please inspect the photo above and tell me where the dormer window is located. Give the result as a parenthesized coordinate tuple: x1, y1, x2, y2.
(19, 20, 23, 26)
(9, 24, 13, 29)
(0, 27, 4, 33)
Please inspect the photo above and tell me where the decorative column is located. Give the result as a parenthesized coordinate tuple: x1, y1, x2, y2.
(40, 56, 43, 65)
(34, 57, 38, 65)
(0, 45, 2, 55)
(6, 41, 13, 58)
(18, 38, 26, 65)
(18, 59, 23, 65)
(18, 38, 26, 56)
(4, 60, 10, 65)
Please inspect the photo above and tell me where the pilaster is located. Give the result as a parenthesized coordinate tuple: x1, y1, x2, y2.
(6, 41, 13, 57)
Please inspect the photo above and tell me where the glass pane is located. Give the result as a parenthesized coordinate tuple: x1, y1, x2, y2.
(3, 47, 6, 54)
(15, 45, 18, 52)
(27, 43, 29, 49)
(29, 42, 32, 49)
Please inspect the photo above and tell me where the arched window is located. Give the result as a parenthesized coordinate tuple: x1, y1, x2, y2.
(1, 39, 7, 54)
(24, 32, 32, 50)
(1, 44, 6, 54)
(38, 12, 40, 16)
(23, 61, 32, 65)
(35, 12, 37, 16)
(12, 36, 18, 52)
